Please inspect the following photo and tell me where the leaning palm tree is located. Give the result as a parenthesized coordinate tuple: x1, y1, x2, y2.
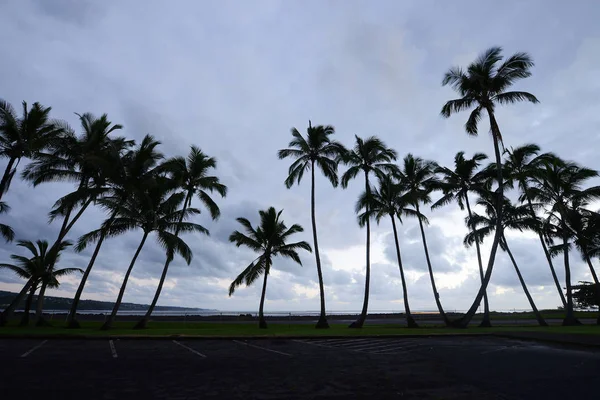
(397, 154, 451, 326)
(340, 135, 398, 328)
(356, 175, 420, 328)
(432, 152, 493, 327)
(0, 240, 80, 326)
(465, 194, 548, 326)
(0, 99, 65, 200)
(99, 178, 207, 330)
(504, 144, 567, 308)
(441, 46, 539, 327)
(528, 162, 600, 325)
(133, 146, 227, 329)
(67, 134, 159, 328)
(278, 121, 346, 329)
(229, 207, 311, 329)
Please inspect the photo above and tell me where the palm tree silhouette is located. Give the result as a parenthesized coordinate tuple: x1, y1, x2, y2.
(278, 121, 346, 329)
(229, 207, 311, 329)
(441, 46, 539, 327)
(528, 161, 600, 325)
(397, 154, 451, 326)
(134, 146, 227, 329)
(67, 135, 159, 328)
(0, 240, 81, 326)
(432, 151, 493, 327)
(504, 144, 568, 308)
(0, 99, 64, 200)
(356, 174, 421, 328)
(465, 193, 548, 326)
(0, 201, 15, 243)
(340, 135, 398, 328)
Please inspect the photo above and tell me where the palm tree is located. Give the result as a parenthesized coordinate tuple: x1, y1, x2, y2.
(432, 152, 493, 327)
(278, 121, 346, 329)
(31, 240, 82, 326)
(67, 135, 159, 328)
(133, 146, 227, 329)
(22, 112, 127, 244)
(441, 46, 539, 327)
(504, 144, 567, 308)
(99, 177, 207, 330)
(0, 240, 80, 326)
(356, 175, 420, 328)
(465, 194, 548, 326)
(528, 161, 600, 325)
(397, 154, 451, 326)
(0, 99, 64, 200)
(229, 207, 311, 329)
(340, 135, 398, 328)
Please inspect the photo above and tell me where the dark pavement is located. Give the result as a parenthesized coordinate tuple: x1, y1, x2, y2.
(1, 336, 599, 399)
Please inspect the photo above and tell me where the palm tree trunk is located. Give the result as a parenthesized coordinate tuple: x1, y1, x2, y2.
(464, 194, 491, 327)
(63, 198, 93, 237)
(20, 284, 37, 327)
(258, 256, 270, 329)
(455, 110, 505, 327)
(524, 196, 567, 308)
(134, 196, 192, 330)
(350, 171, 371, 329)
(415, 203, 451, 327)
(0, 156, 16, 201)
(310, 161, 329, 329)
(35, 281, 49, 327)
(502, 235, 548, 326)
(100, 232, 149, 330)
(583, 256, 600, 325)
(0, 279, 33, 326)
(390, 214, 418, 328)
(67, 227, 113, 328)
(561, 226, 579, 326)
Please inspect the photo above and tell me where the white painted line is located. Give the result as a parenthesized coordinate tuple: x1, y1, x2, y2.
(293, 339, 333, 349)
(233, 340, 292, 357)
(172, 340, 207, 358)
(311, 338, 370, 345)
(109, 340, 118, 358)
(333, 339, 392, 349)
(351, 342, 420, 352)
(20, 340, 47, 358)
(480, 346, 515, 355)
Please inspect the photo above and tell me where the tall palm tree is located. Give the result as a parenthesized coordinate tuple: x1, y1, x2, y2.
(134, 146, 227, 329)
(527, 161, 600, 325)
(0, 99, 65, 200)
(0, 240, 80, 326)
(278, 121, 346, 329)
(229, 207, 311, 329)
(441, 46, 539, 327)
(340, 135, 398, 328)
(397, 154, 451, 326)
(99, 178, 207, 330)
(432, 152, 493, 327)
(504, 144, 567, 308)
(67, 135, 159, 328)
(465, 194, 548, 326)
(356, 175, 420, 328)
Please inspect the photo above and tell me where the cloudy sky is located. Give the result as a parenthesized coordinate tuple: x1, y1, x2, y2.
(1, 0, 599, 314)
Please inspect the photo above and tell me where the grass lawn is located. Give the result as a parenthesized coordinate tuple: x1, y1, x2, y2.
(1, 320, 599, 337)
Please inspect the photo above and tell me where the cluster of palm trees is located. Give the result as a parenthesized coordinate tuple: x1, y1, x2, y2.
(230, 47, 600, 329)
(1, 46, 599, 330)
(0, 103, 227, 329)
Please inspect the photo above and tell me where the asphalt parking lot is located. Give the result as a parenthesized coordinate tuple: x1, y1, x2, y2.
(1, 336, 599, 399)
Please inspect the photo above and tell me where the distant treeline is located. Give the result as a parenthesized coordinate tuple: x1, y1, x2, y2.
(0, 290, 212, 312)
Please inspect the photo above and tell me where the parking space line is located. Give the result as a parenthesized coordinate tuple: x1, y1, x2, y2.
(310, 338, 370, 345)
(20, 340, 47, 358)
(109, 340, 118, 358)
(233, 340, 292, 357)
(331, 339, 391, 349)
(350, 342, 420, 352)
(172, 340, 207, 358)
(480, 345, 517, 355)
